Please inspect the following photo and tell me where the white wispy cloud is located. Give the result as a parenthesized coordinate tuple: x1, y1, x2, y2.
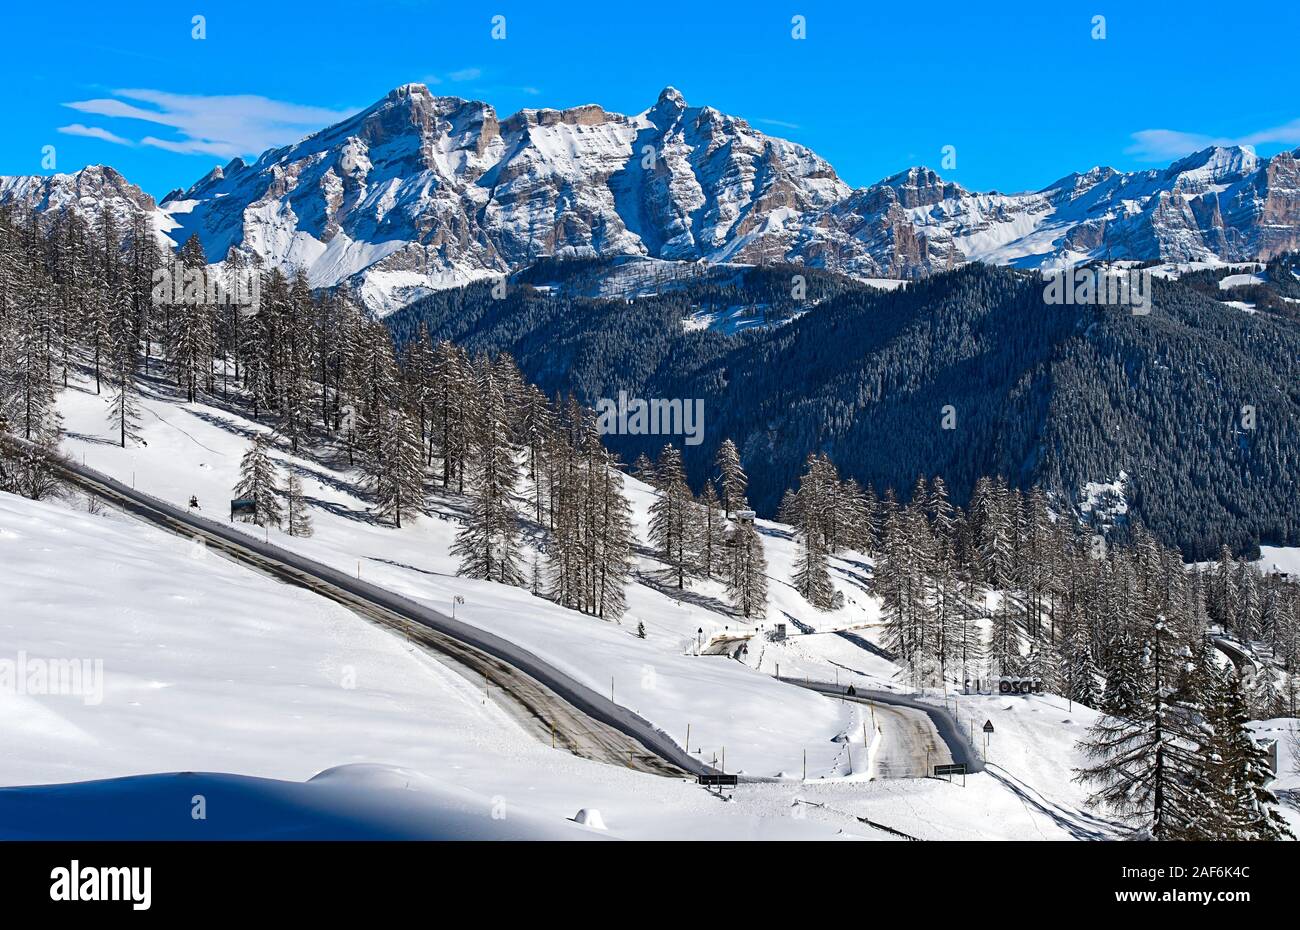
(62, 89, 358, 159)
(755, 117, 801, 131)
(447, 68, 482, 82)
(1127, 119, 1300, 161)
(57, 123, 133, 146)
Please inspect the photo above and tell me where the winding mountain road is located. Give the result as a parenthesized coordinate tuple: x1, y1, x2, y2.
(44, 453, 710, 780)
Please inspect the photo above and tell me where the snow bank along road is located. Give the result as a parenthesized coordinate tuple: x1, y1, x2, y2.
(42, 451, 713, 780)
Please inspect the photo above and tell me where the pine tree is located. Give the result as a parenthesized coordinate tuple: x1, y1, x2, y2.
(726, 518, 769, 618)
(430, 339, 473, 490)
(584, 440, 634, 619)
(168, 234, 215, 403)
(1063, 624, 1102, 708)
(793, 525, 834, 611)
(284, 472, 314, 537)
(452, 357, 523, 585)
(355, 329, 426, 529)
(1075, 617, 1208, 839)
(1201, 670, 1294, 840)
(1101, 628, 1144, 719)
(697, 480, 724, 580)
(632, 452, 657, 490)
(988, 592, 1023, 677)
(234, 432, 282, 527)
(369, 406, 427, 528)
(714, 438, 747, 516)
(105, 371, 142, 449)
(648, 444, 698, 589)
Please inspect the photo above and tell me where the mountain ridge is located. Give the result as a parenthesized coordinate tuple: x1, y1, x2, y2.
(3, 83, 1299, 313)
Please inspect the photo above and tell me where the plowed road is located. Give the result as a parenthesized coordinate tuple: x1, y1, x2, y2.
(50, 455, 708, 780)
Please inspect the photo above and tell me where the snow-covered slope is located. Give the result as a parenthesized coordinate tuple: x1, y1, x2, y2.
(53, 372, 857, 779)
(0, 488, 853, 839)
(22, 367, 1145, 839)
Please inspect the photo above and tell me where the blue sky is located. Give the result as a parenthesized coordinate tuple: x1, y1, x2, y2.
(8, 0, 1300, 198)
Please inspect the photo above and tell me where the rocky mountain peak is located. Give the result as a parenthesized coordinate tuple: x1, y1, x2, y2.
(656, 86, 687, 109)
(6, 86, 1300, 314)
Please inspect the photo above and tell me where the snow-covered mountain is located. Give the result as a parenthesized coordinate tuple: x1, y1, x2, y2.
(155, 84, 850, 314)
(4, 83, 1300, 313)
(0, 164, 181, 242)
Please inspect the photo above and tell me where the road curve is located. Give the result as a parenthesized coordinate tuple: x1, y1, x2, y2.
(48, 454, 711, 779)
(780, 678, 984, 774)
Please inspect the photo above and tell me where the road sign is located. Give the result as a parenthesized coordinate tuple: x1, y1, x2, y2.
(982, 720, 995, 734)
(697, 774, 738, 788)
(934, 763, 967, 776)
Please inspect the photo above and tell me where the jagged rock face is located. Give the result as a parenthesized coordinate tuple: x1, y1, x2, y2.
(155, 84, 851, 313)
(4, 82, 1300, 314)
(0, 165, 156, 221)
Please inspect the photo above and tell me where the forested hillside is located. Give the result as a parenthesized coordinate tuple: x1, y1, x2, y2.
(387, 260, 1300, 560)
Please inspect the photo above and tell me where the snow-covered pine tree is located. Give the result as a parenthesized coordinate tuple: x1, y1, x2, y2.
(1022, 635, 1060, 693)
(837, 478, 871, 553)
(1201, 669, 1294, 840)
(356, 332, 426, 528)
(1062, 622, 1102, 708)
(1250, 667, 1283, 719)
(926, 476, 957, 560)
(1235, 560, 1262, 643)
(102, 286, 141, 449)
(1019, 487, 1053, 637)
(793, 525, 835, 611)
(284, 472, 314, 538)
(972, 476, 1015, 590)
(632, 452, 657, 491)
(168, 233, 215, 403)
(876, 504, 909, 661)
(955, 572, 987, 687)
(430, 339, 474, 491)
(234, 431, 282, 527)
(987, 592, 1023, 677)
(1075, 617, 1210, 839)
(714, 437, 747, 516)
(726, 517, 769, 619)
(648, 444, 698, 589)
(1101, 627, 1144, 719)
(1210, 545, 1238, 631)
(452, 356, 523, 585)
(585, 439, 633, 620)
(698, 479, 724, 580)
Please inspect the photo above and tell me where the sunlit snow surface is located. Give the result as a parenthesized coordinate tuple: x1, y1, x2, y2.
(2, 370, 1286, 838)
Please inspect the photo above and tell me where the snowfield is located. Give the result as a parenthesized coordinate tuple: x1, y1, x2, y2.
(0, 365, 1272, 838)
(0, 490, 840, 839)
